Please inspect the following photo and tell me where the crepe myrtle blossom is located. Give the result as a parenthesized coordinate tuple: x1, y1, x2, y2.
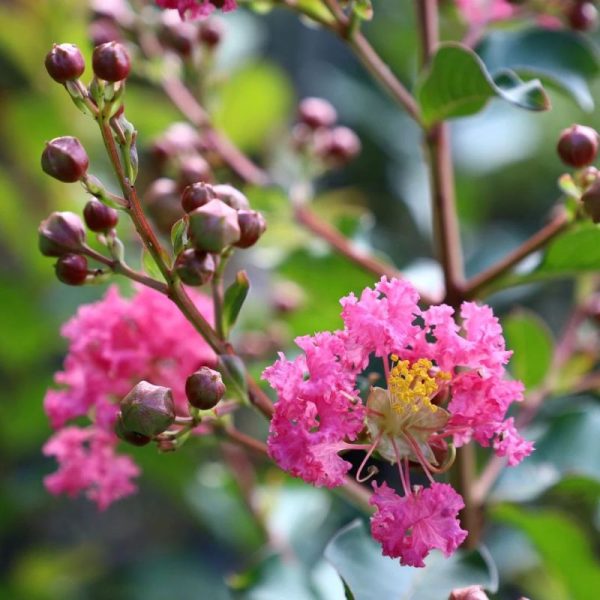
(455, 0, 515, 25)
(263, 276, 533, 566)
(43, 285, 214, 509)
(156, 0, 237, 19)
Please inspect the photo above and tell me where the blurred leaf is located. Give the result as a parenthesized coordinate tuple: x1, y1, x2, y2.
(324, 520, 497, 600)
(353, 0, 374, 21)
(503, 310, 553, 389)
(141, 248, 166, 282)
(539, 223, 600, 273)
(492, 401, 600, 502)
(491, 504, 600, 600)
(477, 28, 600, 111)
(170, 218, 187, 256)
(416, 44, 550, 127)
(223, 270, 250, 337)
(213, 63, 293, 152)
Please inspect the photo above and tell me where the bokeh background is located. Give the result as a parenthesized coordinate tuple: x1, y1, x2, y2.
(1, 0, 600, 598)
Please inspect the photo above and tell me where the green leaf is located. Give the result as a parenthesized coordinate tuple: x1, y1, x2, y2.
(503, 310, 553, 389)
(223, 270, 250, 337)
(353, 0, 373, 21)
(477, 28, 600, 111)
(491, 504, 600, 600)
(170, 217, 187, 257)
(324, 520, 497, 600)
(416, 43, 550, 127)
(539, 224, 600, 274)
(141, 248, 166, 283)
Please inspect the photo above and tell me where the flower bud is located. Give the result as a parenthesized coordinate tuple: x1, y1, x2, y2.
(55, 254, 88, 285)
(45, 43, 85, 83)
(212, 184, 250, 210)
(120, 381, 175, 437)
(178, 154, 213, 189)
(316, 126, 361, 164)
(298, 97, 337, 129)
(145, 177, 184, 234)
(181, 182, 216, 213)
(188, 199, 241, 253)
(92, 41, 131, 82)
(581, 179, 600, 223)
(175, 249, 215, 285)
(185, 367, 226, 410)
(83, 199, 119, 232)
(235, 210, 267, 248)
(90, 18, 122, 47)
(41, 136, 89, 182)
(448, 585, 489, 600)
(557, 124, 599, 168)
(38, 211, 86, 257)
(114, 412, 152, 446)
(568, 1, 598, 31)
(199, 19, 224, 48)
(159, 11, 197, 56)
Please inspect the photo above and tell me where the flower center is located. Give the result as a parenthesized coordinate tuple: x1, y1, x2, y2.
(388, 355, 450, 415)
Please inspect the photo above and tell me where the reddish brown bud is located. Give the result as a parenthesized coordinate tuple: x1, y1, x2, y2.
(212, 184, 250, 210)
(83, 199, 119, 232)
(316, 126, 361, 164)
(45, 43, 85, 83)
(188, 199, 241, 253)
(298, 97, 337, 129)
(159, 12, 197, 56)
(581, 179, 600, 223)
(235, 210, 267, 248)
(557, 124, 599, 168)
(199, 19, 224, 48)
(90, 18, 122, 47)
(120, 381, 175, 437)
(174, 249, 215, 285)
(55, 253, 88, 285)
(181, 182, 216, 213)
(92, 41, 131, 81)
(568, 1, 598, 31)
(41, 136, 89, 183)
(114, 413, 152, 446)
(177, 154, 213, 189)
(185, 367, 226, 410)
(145, 178, 184, 234)
(39, 211, 86, 257)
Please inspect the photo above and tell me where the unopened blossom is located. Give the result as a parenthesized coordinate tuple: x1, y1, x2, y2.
(263, 276, 532, 566)
(156, 0, 236, 19)
(43, 285, 214, 508)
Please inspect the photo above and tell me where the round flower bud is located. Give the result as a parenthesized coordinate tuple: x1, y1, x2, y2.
(581, 179, 600, 223)
(41, 136, 89, 183)
(45, 43, 85, 83)
(181, 182, 216, 213)
(55, 253, 88, 285)
(177, 154, 213, 189)
(83, 199, 119, 232)
(199, 19, 224, 48)
(114, 412, 152, 446)
(235, 210, 267, 248)
(90, 18, 122, 47)
(175, 249, 215, 285)
(159, 11, 197, 57)
(568, 1, 598, 31)
(38, 211, 86, 257)
(298, 97, 337, 130)
(212, 184, 250, 210)
(316, 126, 361, 164)
(185, 367, 226, 410)
(120, 381, 175, 438)
(145, 177, 184, 234)
(92, 41, 131, 82)
(557, 124, 599, 168)
(188, 199, 241, 253)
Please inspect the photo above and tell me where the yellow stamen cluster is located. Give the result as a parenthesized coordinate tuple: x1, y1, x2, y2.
(388, 356, 449, 415)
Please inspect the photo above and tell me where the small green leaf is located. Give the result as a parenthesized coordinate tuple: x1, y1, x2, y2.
(491, 504, 600, 600)
(217, 354, 248, 404)
(141, 248, 166, 282)
(558, 174, 581, 200)
(324, 520, 497, 600)
(539, 224, 600, 274)
(223, 270, 250, 337)
(416, 43, 550, 127)
(170, 217, 187, 257)
(503, 310, 554, 389)
(353, 0, 373, 21)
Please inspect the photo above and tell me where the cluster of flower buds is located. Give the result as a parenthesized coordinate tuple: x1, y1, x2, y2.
(173, 181, 266, 285)
(557, 123, 600, 222)
(292, 97, 361, 168)
(158, 12, 224, 57)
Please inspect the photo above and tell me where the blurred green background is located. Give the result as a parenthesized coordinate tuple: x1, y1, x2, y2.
(1, 0, 600, 598)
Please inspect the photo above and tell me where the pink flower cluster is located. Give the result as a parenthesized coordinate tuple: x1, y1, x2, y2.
(156, 0, 237, 19)
(263, 277, 533, 567)
(43, 285, 214, 509)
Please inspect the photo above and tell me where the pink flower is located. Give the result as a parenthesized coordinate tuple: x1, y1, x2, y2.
(43, 285, 214, 508)
(43, 427, 140, 510)
(156, 0, 236, 19)
(455, 0, 515, 26)
(370, 482, 467, 568)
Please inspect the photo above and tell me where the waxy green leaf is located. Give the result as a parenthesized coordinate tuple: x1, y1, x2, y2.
(223, 270, 250, 337)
